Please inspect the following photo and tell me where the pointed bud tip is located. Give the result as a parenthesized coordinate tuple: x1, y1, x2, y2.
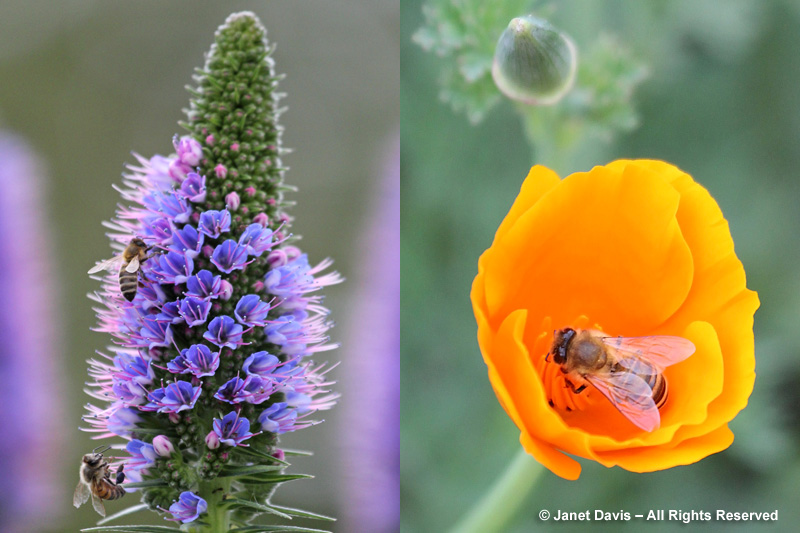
(492, 14, 577, 105)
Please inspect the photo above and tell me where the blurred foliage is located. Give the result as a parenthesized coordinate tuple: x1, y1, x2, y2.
(413, 0, 533, 122)
(415, 0, 647, 172)
(402, 0, 800, 531)
(0, 1, 397, 532)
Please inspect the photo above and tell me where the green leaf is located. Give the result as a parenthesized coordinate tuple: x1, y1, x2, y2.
(229, 527, 331, 533)
(236, 446, 290, 466)
(81, 526, 183, 533)
(238, 474, 313, 484)
(97, 504, 149, 525)
(268, 504, 336, 522)
(218, 464, 283, 478)
(222, 497, 292, 519)
(280, 449, 312, 457)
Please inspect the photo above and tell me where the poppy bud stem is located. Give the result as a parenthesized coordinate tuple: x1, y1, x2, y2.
(449, 448, 545, 533)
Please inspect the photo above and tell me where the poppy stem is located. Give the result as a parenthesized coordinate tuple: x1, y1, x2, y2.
(449, 448, 545, 533)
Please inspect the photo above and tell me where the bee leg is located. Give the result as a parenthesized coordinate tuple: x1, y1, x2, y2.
(564, 380, 586, 395)
(115, 464, 125, 485)
(141, 249, 165, 264)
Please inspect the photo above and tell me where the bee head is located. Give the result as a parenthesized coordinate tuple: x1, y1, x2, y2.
(550, 328, 576, 365)
(83, 453, 103, 466)
(131, 237, 147, 249)
(83, 444, 110, 466)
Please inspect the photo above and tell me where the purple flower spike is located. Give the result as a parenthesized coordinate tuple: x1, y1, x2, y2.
(214, 376, 248, 404)
(264, 315, 307, 355)
(264, 254, 315, 297)
(242, 351, 280, 376)
(156, 300, 183, 324)
(179, 296, 212, 326)
(143, 381, 201, 413)
(211, 240, 250, 273)
(203, 315, 245, 349)
(198, 209, 231, 238)
(144, 191, 191, 224)
(186, 269, 224, 299)
(106, 407, 142, 438)
(258, 402, 298, 434)
(114, 351, 155, 386)
(234, 294, 273, 327)
(147, 217, 174, 246)
(126, 439, 157, 471)
(171, 224, 204, 258)
(155, 251, 194, 284)
(138, 315, 173, 349)
(167, 491, 207, 524)
(178, 172, 207, 203)
(212, 410, 258, 446)
(168, 344, 220, 378)
(238, 223, 274, 257)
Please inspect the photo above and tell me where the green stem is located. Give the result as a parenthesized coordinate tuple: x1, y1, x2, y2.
(198, 478, 232, 533)
(449, 448, 545, 533)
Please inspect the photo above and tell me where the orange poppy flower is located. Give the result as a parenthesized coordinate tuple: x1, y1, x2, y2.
(471, 159, 759, 480)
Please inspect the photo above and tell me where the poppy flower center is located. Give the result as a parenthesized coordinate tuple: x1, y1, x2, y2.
(536, 354, 597, 413)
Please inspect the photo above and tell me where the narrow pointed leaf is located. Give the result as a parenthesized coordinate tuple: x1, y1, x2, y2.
(97, 504, 149, 525)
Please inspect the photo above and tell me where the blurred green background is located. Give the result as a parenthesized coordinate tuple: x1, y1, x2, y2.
(402, 0, 800, 531)
(0, 1, 397, 531)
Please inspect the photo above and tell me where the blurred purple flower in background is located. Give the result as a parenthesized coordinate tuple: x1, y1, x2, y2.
(0, 132, 63, 532)
(339, 133, 400, 533)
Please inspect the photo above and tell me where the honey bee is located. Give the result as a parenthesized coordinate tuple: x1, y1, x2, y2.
(88, 237, 157, 302)
(548, 328, 696, 432)
(73, 445, 126, 517)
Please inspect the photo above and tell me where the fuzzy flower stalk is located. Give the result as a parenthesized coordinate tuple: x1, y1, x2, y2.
(81, 12, 341, 532)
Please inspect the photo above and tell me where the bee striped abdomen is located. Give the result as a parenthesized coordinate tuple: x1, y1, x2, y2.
(645, 372, 668, 409)
(94, 479, 126, 500)
(119, 269, 139, 301)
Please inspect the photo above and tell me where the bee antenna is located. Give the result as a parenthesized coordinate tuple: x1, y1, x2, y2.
(93, 444, 111, 454)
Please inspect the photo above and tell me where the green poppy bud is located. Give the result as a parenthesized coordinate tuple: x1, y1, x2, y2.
(492, 15, 577, 105)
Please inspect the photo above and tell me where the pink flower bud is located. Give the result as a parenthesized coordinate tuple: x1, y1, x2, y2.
(202, 245, 214, 258)
(245, 186, 256, 197)
(169, 159, 190, 182)
(168, 413, 181, 424)
(174, 136, 203, 167)
(205, 431, 220, 449)
(272, 449, 285, 461)
(205, 134, 215, 146)
(214, 164, 228, 179)
(230, 142, 240, 152)
(219, 279, 234, 301)
(267, 249, 288, 268)
(225, 191, 241, 211)
(253, 212, 269, 227)
(284, 245, 302, 261)
(153, 435, 174, 457)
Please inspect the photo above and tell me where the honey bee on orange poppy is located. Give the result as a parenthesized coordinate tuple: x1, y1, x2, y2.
(547, 328, 696, 432)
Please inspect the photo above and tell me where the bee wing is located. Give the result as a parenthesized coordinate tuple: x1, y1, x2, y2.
(91, 491, 107, 517)
(601, 335, 695, 372)
(125, 256, 140, 273)
(88, 255, 122, 274)
(73, 481, 90, 508)
(585, 371, 660, 432)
